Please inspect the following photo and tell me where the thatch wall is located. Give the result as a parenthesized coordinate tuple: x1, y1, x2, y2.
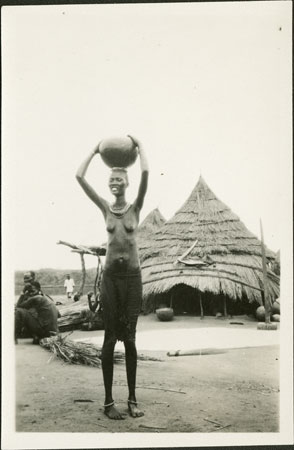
(141, 177, 280, 306)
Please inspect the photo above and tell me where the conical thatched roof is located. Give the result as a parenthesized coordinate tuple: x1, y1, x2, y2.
(141, 176, 279, 304)
(138, 208, 166, 257)
(139, 208, 166, 234)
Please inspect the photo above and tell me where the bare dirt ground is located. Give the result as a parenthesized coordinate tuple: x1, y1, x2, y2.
(15, 308, 280, 434)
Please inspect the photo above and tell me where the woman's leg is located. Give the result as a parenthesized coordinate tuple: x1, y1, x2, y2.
(124, 338, 137, 400)
(123, 272, 144, 417)
(100, 271, 126, 419)
(101, 333, 116, 404)
(101, 333, 124, 420)
(124, 338, 144, 417)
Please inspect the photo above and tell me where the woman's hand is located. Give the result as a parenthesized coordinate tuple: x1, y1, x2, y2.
(127, 134, 141, 151)
(92, 141, 101, 155)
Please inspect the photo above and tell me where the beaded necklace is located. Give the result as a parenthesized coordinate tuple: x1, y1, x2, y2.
(109, 202, 131, 217)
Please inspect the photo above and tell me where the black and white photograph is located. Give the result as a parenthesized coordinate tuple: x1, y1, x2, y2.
(2, 1, 293, 449)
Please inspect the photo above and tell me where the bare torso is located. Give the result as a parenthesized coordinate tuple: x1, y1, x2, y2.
(104, 204, 140, 272)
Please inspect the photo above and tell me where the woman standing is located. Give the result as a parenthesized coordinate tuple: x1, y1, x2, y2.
(76, 136, 148, 419)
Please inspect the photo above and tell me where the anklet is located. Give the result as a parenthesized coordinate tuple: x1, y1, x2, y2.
(128, 400, 137, 405)
(104, 401, 114, 408)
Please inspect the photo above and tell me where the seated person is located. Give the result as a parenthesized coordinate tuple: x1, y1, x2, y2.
(15, 281, 60, 344)
(15, 272, 41, 338)
(16, 271, 42, 308)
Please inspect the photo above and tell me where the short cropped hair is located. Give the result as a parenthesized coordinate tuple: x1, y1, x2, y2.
(110, 167, 129, 185)
(24, 270, 35, 282)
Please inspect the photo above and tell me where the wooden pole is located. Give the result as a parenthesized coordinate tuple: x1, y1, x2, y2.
(223, 296, 227, 317)
(260, 220, 271, 324)
(79, 253, 86, 296)
(177, 239, 198, 264)
(199, 293, 204, 319)
(168, 348, 224, 357)
(94, 255, 102, 300)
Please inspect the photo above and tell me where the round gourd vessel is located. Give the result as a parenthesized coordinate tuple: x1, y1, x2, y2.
(272, 301, 280, 315)
(256, 305, 265, 321)
(156, 307, 174, 322)
(99, 136, 138, 168)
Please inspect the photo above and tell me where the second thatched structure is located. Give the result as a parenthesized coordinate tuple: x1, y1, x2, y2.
(137, 208, 166, 257)
(141, 176, 280, 316)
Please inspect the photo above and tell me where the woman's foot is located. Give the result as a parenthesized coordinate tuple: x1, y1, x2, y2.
(104, 402, 124, 420)
(128, 400, 144, 418)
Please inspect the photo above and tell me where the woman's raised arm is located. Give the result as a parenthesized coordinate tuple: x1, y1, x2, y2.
(128, 135, 149, 211)
(76, 144, 108, 217)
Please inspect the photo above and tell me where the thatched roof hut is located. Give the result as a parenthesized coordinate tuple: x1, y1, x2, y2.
(137, 208, 166, 257)
(139, 208, 166, 234)
(141, 176, 279, 309)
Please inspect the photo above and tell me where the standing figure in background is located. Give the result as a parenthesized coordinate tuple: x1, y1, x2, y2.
(64, 274, 75, 299)
(76, 135, 148, 420)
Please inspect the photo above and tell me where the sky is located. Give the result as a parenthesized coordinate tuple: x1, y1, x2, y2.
(2, 1, 292, 270)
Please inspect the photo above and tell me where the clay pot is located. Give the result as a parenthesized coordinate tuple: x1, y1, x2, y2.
(272, 301, 280, 315)
(99, 136, 138, 168)
(271, 314, 280, 322)
(156, 307, 174, 322)
(256, 305, 265, 321)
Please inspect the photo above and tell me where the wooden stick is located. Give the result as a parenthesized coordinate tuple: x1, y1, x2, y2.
(260, 220, 272, 323)
(167, 348, 225, 357)
(144, 273, 264, 292)
(223, 296, 227, 317)
(57, 240, 78, 250)
(170, 292, 174, 309)
(203, 418, 223, 426)
(57, 240, 100, 256)
(138, 386, 186, 394)
(177, 239, 198, 262)
(116, 384, 186, 394)
(139, 425, 167, 430)
(94, 256, 102, 300)
(199, 293, 204, 319)
(210, 424, 231, 432)
(78, 253, 86, 296)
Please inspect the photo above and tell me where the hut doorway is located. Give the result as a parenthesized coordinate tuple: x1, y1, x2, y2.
(144, 285, 260, 317)
(170, 287, 231, 317)
(168, 285, 254, 317)
(170, 284, 200, 316)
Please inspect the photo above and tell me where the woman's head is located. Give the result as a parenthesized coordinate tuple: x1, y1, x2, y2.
(24, 281, 41, 297)
(108, 168, 129, 196)
(24, 271, 35, 284)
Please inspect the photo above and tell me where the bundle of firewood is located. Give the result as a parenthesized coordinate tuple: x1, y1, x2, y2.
(40, 333, 102, 367)
(40, 334, 162, 367)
